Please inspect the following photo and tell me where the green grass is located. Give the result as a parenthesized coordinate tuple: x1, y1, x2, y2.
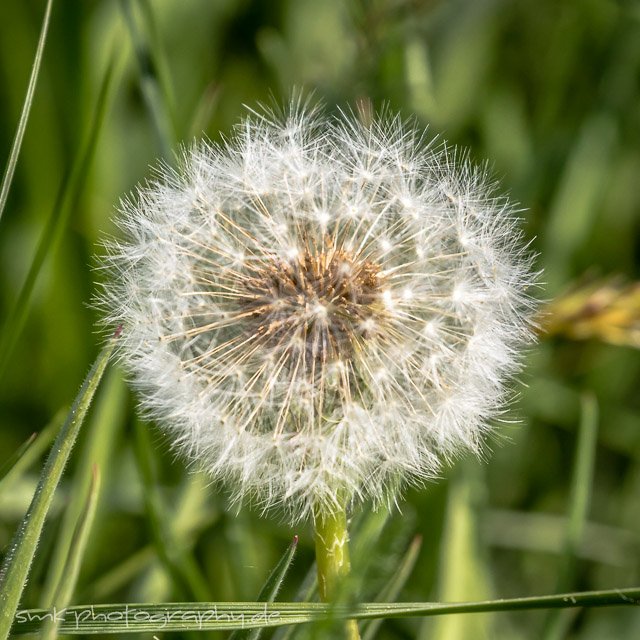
(1, 0, 640, 638)
(0, 340, 115, 638)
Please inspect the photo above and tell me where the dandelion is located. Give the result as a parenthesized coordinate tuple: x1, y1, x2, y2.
(97, 101, 536, 614)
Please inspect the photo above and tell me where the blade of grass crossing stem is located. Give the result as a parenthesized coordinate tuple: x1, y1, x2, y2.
(39, 369, 126, 609)
(0, 52, 120, 381)
(0, 0, 54, 224)
(40, 467, 102, 640)
(9, 587, 640, 636)
(120, 0, 176, 157)
(0, 411, 62, 495)
(361, 536, 423, 640)
(133, 419, 211, 601)
(423, 460, 494, 640)
(0, 339, 116, 640)
(542, 393, 599, 640)
(229, 535, 299, 640)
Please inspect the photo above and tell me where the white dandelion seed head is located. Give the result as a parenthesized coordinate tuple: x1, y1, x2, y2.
(97, 100, 538, 523)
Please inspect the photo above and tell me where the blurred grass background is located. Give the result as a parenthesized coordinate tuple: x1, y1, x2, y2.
(1, 0, 640, 638)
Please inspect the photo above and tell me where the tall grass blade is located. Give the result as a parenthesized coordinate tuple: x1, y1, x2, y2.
(271, 561, 318, 640)
(560, 394, 599, 582)
(254, 536, 299, 603)
(9, 586, 640, 635)
(542, 114, 617, 292)
(79, 471, 217, 602)
(138, 0, 177, 125)
(120, 0, 176, 157)
(40, 466, 102, 640)
(0, 338, 116, 640)
(229, 535, 299, 640)
(39, 369, 126, 609)
(424, 461, 494, 640)
(133, 419, 211, 602)
(361, 535, 422, 640)
(0, 0, 54, 224)
(0, 52, 120, 381)
(542, 393, 599, 640)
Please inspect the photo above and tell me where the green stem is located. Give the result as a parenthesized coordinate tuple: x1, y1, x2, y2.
(314, 506, 361, 640)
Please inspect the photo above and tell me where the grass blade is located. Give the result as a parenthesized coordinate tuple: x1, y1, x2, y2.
(0, 434, 36, 482)
(9, 586, 640, 635)
(39, 368, 126, 609)
(187, 82, 220, 138)
(229, 535, 299, 640)
(542, 392, 599, 640)
(79, 470, 218, 602)
(78, 546, 155, 602)
(0, 51, 120, 381)
(120, 0, 176, 157)
(0, 0, 54, 224)
(40, 466, 102, 640)
(133, 419, 211, 602)
(255, 536, 299, 602)
(542, 114, 617, 292)
(0, 411, 61, 496)
(361, 535, 422, 640)
(560, 393, 600, 583)
(271, 560, 318, 640)
(424, 461, 494, 640)
(0, 337, 116, 640)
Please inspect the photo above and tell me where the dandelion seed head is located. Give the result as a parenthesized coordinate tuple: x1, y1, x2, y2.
(97, 101, 538, 522)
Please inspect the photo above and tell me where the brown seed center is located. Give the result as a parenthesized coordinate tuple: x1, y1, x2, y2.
(239, 245, 385, 364)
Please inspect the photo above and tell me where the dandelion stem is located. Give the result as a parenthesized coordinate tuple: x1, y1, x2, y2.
(314, 505, 361, 640)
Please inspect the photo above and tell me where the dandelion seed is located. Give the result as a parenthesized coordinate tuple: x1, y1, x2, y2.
(97, 100, 537, 524)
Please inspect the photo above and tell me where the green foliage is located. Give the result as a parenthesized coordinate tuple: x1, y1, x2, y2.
(1, 0, 640, 638)
(0, 0, 53, 224)
(0, 341, 114, 639)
